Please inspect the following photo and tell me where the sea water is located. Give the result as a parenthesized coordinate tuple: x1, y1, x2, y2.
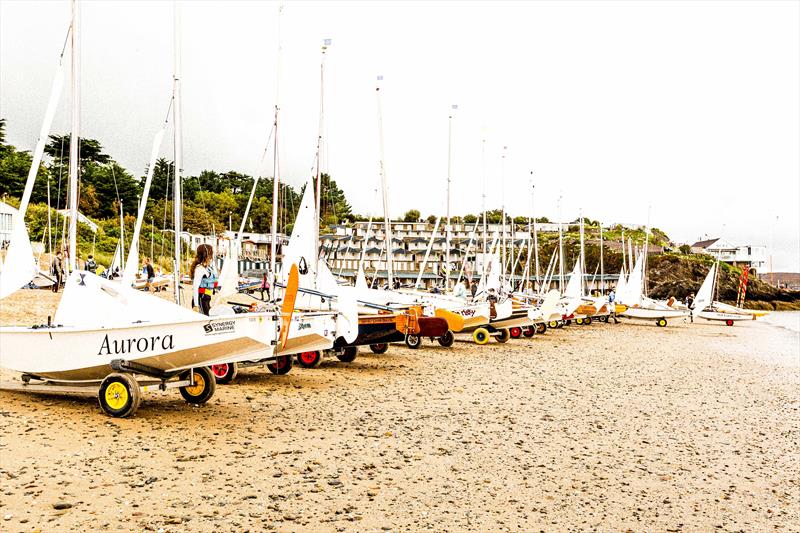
(762, 311, 800, 334)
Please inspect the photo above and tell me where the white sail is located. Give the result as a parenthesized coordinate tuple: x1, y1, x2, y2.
(122, 126, 166, 286)
(0, 220, 39, 300)
(315, 262, 358, 343)
(355, 264, 368, 290)
(280, 178, 317, 289)
(615, 267, 627, 301)
(692, 264, 716, 319)
(108, 242, 123, 276)
(620, 253, 644, 306)
(564, 260, 582, 299)
(54, 270, 200, 328)
(0, 63, 65, 300)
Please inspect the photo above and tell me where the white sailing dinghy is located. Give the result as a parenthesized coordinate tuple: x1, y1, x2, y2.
(618, 252, 688, 327)
(693, 263, 756, 325)
(0, 2, 295, 417)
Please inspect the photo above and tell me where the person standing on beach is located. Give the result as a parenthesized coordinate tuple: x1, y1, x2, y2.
(191, 244, 218, 316)
(50, 251, 63, 293)
(260, 272, 270, 300)
(142, 257, 155, 292)
(85, 254, 97, 274)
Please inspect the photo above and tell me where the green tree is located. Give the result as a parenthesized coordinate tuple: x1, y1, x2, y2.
(679, 244, 691, 254)
(81, 161, 141, 218)
(44, 134, 111, 170)
(0, 146, 35, 200)
(146, 158, 173, 201)
(318, 173, 352, 225)
(403, 209, 421, 222)
(463, 214, 478, 223)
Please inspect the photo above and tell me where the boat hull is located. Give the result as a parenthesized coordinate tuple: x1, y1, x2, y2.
(697, 311, 752, 323)
(0, 314, 277, 382)
(620, 307, 689, 320)
(278, 312, 338, 355)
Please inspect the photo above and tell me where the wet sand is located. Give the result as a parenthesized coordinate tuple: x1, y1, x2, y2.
(1, 290, 798, 531)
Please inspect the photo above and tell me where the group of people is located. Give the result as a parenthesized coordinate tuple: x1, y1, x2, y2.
(49, 251, 98, 292)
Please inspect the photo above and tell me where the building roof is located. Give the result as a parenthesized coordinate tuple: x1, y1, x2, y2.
(336, 246, 361, 254)
(691, 238, 720, 248)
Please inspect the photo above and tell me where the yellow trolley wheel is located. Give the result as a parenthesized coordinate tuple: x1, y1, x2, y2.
(575, 318, 584, 325)
(98, 373, 141, 418)
(548, 321, 559, 329)
(473, 327, 491, 345)
(179, 367, 216, 405)
(656, 318, 668, 328)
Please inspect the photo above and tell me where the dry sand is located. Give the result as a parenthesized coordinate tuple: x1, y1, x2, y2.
(0, 290, 798, 532)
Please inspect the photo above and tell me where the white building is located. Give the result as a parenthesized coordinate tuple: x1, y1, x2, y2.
(0, 201, 17, 244)
(690, 237, 767, 273)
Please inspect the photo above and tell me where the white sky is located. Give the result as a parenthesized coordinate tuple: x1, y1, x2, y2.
(1, 0, 798, 270)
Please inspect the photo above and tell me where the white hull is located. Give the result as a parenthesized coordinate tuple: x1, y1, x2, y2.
(0, 313, 277, 381)
(621, 307, 689, 320)
(279, 312, 337, 355)
(697, 311, 752, 323)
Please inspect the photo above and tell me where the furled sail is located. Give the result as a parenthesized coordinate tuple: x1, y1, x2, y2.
(0, 63, 64, 300)
(122, 126, 167, 286)
(563, 260, 582, 299)
(692, 264, 716, 319)
(280, 177, 317, 289)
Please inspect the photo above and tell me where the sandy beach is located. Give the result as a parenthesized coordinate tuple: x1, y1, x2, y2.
(0, 291, 798, 532)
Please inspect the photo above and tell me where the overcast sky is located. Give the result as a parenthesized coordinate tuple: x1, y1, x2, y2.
(1, 1, 798, 270)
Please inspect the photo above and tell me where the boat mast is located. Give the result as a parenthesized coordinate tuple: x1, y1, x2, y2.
(376, 76, 393, 288)
(557, 195, 564, 291)
(599, 220, 605, 294)
(445, 105, 455, 290)
(579, 209, 585, 296)
(532, 188, 540, 293)
(643, 206, 651, 298)
(500, 146, 507, 289)
(314, 39, 329, 276)
(269, 4, 283, 286)
(172, 0, 183, 304)
(119, 200, 125, 270)
(481, 138, 487, 283)
(68, 0, 80, 273)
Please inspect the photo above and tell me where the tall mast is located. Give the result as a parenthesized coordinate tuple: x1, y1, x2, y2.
(500, 146, 507, 288)
(557, 195, 564, 291)
(119, 200, 125, 269)
(269, 4, 283, 284)
(531, 178, 540, 292)
(643, 205, 651, 297)
(172, 0, 183, 304)
(481, 137, 487, 280)
(444, 106, 454, 289)
(526, 175, 532, 293)
(68, 0, 80, 273)
(579, 209, 585, 295)
(376, 76, 393, 287)
(599, 220, 605, 294)
(314, 39, 329, 275)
